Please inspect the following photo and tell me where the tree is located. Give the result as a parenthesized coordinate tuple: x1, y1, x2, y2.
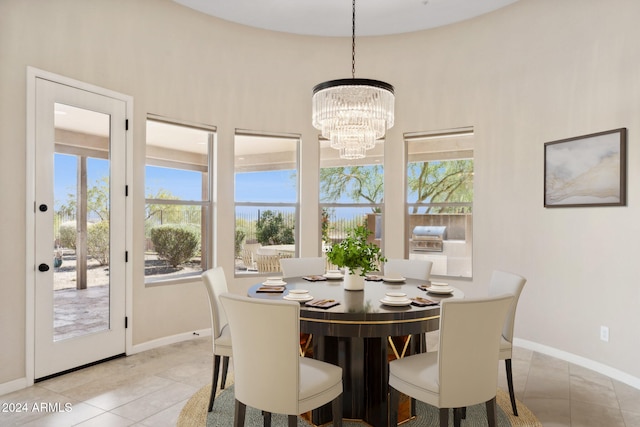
(320, 165, 383, 213)
(407, 159, 473, 213)
(58, 176, 110, 221)
(145, 189, 183, 224)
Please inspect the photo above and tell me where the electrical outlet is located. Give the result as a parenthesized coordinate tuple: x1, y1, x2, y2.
(600, 326, 609, 342)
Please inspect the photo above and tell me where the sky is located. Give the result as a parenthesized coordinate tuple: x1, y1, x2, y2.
(55, 155, 389, 220)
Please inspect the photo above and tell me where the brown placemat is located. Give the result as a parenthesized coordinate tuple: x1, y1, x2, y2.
(305, 299, 340, 309)
(302, 275, 327, 281)
(256, 286, 285, 293)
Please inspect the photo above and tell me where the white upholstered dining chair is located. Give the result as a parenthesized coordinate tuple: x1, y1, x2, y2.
(389, 295, 514, 427)
(488, 270, 527, 416)
(279, 256, 326, 356)
(280, 257, 326, 278)
(220, 293, 343, 427)
(201, 267, 233, 412)
(383, 258, 433, 280)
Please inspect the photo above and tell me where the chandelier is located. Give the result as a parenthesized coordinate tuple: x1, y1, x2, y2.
(312, 0, 395, 160)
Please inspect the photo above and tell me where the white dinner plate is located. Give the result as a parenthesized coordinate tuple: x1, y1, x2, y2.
(323, 273, 344, 280)
(426, 286, 453, 294)
(382, 276, 406, 283)
(262, 280, 287, 287)
(380, 298, 412, 306)
(284, 294, 314, 302)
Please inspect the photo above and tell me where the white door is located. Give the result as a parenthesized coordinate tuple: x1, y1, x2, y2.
(34, 77, 127, 379)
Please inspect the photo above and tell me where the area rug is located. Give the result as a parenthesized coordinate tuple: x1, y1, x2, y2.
(178, 384, 541, 427)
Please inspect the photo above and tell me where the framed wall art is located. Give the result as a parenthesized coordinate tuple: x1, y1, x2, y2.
(544, 128, 627, 207)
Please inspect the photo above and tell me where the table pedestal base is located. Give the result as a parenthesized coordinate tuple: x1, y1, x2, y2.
(311, 334, 423, 427)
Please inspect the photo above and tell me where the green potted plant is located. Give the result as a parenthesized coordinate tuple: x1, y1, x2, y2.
(326, 225, 386, 290)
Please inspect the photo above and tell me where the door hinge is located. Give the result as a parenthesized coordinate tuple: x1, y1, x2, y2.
(125, 119, 129, 131)
(125, 185, 129, 196)
(125, 317, 128, 329)
(125, 251, 128, 262)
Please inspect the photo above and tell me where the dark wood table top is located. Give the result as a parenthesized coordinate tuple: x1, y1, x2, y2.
(248, 276, 463, 337)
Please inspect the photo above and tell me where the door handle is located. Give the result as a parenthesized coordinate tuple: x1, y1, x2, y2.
(38, 263, 50, 272)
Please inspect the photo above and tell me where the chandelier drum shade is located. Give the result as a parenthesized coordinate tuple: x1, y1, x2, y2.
(312, 78, 395, 159)
(311, 0, 395, 160)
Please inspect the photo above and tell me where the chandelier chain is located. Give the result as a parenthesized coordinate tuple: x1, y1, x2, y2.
(352, 0, 356, 78)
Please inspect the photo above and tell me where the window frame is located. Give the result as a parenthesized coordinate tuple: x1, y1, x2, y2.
(404, 127, 474, 279)
(144, 115, 216, 286)
(319, 139, 385, 258)
(233, 130, 301, 277)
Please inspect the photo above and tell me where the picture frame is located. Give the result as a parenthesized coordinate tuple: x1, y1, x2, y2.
(544, 128, 627, 207)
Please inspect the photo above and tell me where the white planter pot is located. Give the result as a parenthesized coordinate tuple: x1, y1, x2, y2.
(343, 267, 365, 291)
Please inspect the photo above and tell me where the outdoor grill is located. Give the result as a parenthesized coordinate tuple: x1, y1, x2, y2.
(410, 226, 447, 252)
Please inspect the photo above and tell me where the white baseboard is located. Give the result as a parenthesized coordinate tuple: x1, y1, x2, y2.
(514, 338, 640, 390)
(0, 377, 29, 397)
(129, 328, 211, 355)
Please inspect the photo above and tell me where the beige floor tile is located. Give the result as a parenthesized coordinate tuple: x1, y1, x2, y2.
(18, 402, 105, 426)
(73, 411, 136, 427)
(621, 409, 640, 427)
(521, 397, 571, 427)
(137, 399, 188, 427)
(64, 375, 175, 411)
(570, 400, 626, 427)
(524, 365, 571, 400)
(570, 374, 619, 410)
(109, 381, 198, 422)
(612, 379, 640, 414)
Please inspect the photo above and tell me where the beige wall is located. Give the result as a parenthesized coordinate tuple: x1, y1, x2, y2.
(1, 0, 639, 389)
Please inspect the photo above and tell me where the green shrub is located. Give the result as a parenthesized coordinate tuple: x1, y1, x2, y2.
(87, 221, 110, 266)
(150, 224, 199, 267)
(256, 210, 294, 245)
(59, 224, 76, 250)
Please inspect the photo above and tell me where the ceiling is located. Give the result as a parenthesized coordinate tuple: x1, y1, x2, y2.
(173, 0, 519, 37)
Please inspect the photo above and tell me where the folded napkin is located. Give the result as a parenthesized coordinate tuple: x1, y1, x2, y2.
(256, 286, 285, 293)
(305, 299, 340, 309)
(410, 297, 439, 307)
(417, 284, 431, 291)
(303, 275, 327, 282)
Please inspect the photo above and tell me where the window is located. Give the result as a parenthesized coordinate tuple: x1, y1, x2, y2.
(144, 116, 215, 284)
(234, 131, 299, 276)
(405, 128, 474, 278)
(319, 140, 384, 267)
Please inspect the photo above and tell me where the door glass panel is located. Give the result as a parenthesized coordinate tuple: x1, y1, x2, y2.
(53, 103, 111, 341)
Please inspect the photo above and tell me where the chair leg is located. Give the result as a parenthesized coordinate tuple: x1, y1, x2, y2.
(331, 393, 343, 426)
(438, 408, 449, 427)
(288, 415, 297, 427)
(221, 356, 230, 390)
(234, 399, 246, 427)
(389, 387, 399, 426)
(505, 358, 519, 416)
(453, 408, 463, 427)
(486, 397, 497, 427)
(208, 355, 221, 412)
(263, 411, 271, 427)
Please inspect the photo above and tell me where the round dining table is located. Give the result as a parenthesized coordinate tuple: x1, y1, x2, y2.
(248, 276, 463, 427)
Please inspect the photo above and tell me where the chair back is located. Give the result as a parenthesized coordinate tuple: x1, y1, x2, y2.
(280, 257, 325, 278)
(488, 270, 527, 342)
(201, 267, 229, 341)
(437, 295, 514, 408)
(220, 293, 301, 415)
(384, 258, 433, 280)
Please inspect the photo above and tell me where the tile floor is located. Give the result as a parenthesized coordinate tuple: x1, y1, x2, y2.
(1, 336, 639, 426)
